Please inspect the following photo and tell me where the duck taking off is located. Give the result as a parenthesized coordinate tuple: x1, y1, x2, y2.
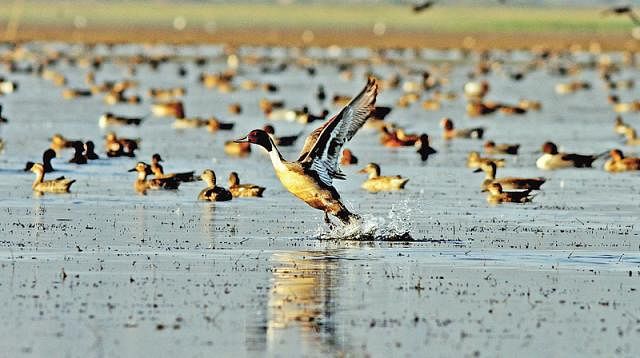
(235, 77, 379, 225)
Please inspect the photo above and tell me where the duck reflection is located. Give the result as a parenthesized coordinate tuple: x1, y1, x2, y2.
(248, 251, 345, 355)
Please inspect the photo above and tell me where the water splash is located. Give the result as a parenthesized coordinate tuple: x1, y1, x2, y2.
(313, 200, 414, 241)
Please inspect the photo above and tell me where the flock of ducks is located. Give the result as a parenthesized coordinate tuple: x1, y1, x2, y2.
(1, 38, 639, 225)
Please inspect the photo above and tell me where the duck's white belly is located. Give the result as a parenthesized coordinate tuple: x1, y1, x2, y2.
(536, 153, 570, 170)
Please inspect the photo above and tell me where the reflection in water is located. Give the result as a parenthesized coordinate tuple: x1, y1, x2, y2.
(249, 251, 345, 355)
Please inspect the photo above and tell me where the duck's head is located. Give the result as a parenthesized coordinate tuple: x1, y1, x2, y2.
(128, 162, 151, 175)
(440, 117, 453, 130)
(484, 140, 496, 149)
(473, 160, 497, 175)
(610, 149, 624, 161)
(151, 153, 163, 163)
(358, 162, 381, 177)
(50, 133, 65, 143)
(84, 141, 95, 152)
(234, 129, 272, 151)
(487, 182, 503, 195)
(228, 171, 240, 186)
(105, 132, 117, 141)
(30, 163, 45, 175)
(614, 115, 622, 125)
(541, 141, 558, 155)
(199, 169, 217, 186)
(467, 151, 480, 161)
(71, 141, 84, 152)
(262, 125, 275, 135)
(418, 134, 430, 145)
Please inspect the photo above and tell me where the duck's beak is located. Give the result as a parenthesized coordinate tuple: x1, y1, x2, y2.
(24, 162, 35, 171)
(473, 168, 482, 173)
(195, 175, 203, 181)
(234, 136, 249, 143)
(357, 168, 367, 174)
(127, 168, 137, 172)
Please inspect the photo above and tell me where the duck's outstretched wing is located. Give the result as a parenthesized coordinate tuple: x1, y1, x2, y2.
(298, 77, 378, 186)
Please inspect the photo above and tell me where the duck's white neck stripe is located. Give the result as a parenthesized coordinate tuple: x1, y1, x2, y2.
(266, 138, 287, 171)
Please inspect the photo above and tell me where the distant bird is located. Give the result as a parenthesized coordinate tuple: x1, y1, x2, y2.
(604, 149, 640, 172)
(150, 154, 196, 182)
(536, 142, 605, 170)
(30, 163, 75, 194)
(198, 169, 233, 201)
(601, 6, 640, 25)
(416, 134, 437, 162)
(441, 118, 484, 140)
(484, 141, 519, 155)
(99, 112, 144, 128)
(340, 149, 358, 166)
(128, 162, 180, 194)
(228, 172, 265, 198)
(69, 141, 88, 164)
(486, 183, 532, 204)
(0, 104, 8, 123)
(234, 77, 378, 225)
(359, 163, 409, 193)
(84, 141, 99, 160)
(474, 161, 545, 191)
(412, 1, 436, 13)
(105, 132, 139, 157)
(466, 151, 505, 169)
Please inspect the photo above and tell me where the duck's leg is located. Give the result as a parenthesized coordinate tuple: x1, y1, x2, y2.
(324, 211, 335, 230)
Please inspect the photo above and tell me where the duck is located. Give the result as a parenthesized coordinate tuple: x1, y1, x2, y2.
(463, 80, 490, 100)
(30, 163, 75, 193)
(99, 112, 144, 128)
(62, 88, 92, 100)
(484, 141, 520, 155)
(536, 141, 604, 170)
(84, 141, 99, 160)
(614, 115, 632, 135)
(197, 169, 233, 201)
(228, 172, 265, 198)
(150, 153, 196, 182)
(624, 128, 640, 145)
(466, 101, 501, 117)
(50, 133, 79, 151)
(474, 161, 545, 191)
(224, 140, 251, 157)
(441, 118, 484, 140)
(105, 132, 139, 157)
(263, 125, 302, 147)
(340, 149, 358, 166)
(359, 163, 409, 193)
(24, 149, 57, 173)
(151, 101, 185, 118)
(486, 183, 532, 204)
(604, 149, 640, 172)
(234, 77, 378, 225)
(128, 162, 180, 194)
(68, 141, 88, 164)
(467, 151, 505, 169)
(228, 103, 242, 115)
(416, 134, 437, 162)
(0, 104, 7, 123)
(148, 87, 185, 101)
(380, 126, 420, 147)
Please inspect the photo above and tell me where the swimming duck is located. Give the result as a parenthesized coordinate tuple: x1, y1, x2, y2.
(263, 125, 301, 147)
(441, 118, 484, 140)
(604, 149, 640, 172)
(84, 141, 99, 160)
(474, 161, 545, 191)
(380, 126, 420, 147)
(463, 80, 490, 100)
(484, 141, 520, 155)
(24, 149, 57, 173)
(228, 103, 242, 115)
(467, 151, 505, 169)
(416, 134, 437, 162)
(235, 77, 378, 225)
(554, 81, 590, 95)
(62, 88, 92, 100)
(224, 140, 251, 157)
(151, 101, 185, 118)
(150, 154, 196, 182)
(128, 162, 180, 193)
(624, 128, 640, 146)
(614, 115, 632, 135)
(486, 183, 532, 204)
(148, 87, 185, 101)
(359, 163, 409, 193)
(466, 101, 500, 117)
(197, 169, 233, 201)
(228, 172, 265, 198)
(50, 133, 79, 152)
(536, 142, 604, 170)
(30, 163, 75, 193)
(0, 104, 7, 123)
(340, 149, 358, 166)
(99, 112, 144, 128)
(69, 141, 87, 164)
(105, 132, 139, 157)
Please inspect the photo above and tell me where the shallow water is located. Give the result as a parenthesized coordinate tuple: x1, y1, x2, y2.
(1, 43, 640, 356)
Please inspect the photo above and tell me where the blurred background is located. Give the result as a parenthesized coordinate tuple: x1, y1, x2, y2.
(0, 1, 639, 50)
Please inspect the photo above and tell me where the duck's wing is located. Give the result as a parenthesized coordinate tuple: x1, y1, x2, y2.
(298, 77, 378, 186)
